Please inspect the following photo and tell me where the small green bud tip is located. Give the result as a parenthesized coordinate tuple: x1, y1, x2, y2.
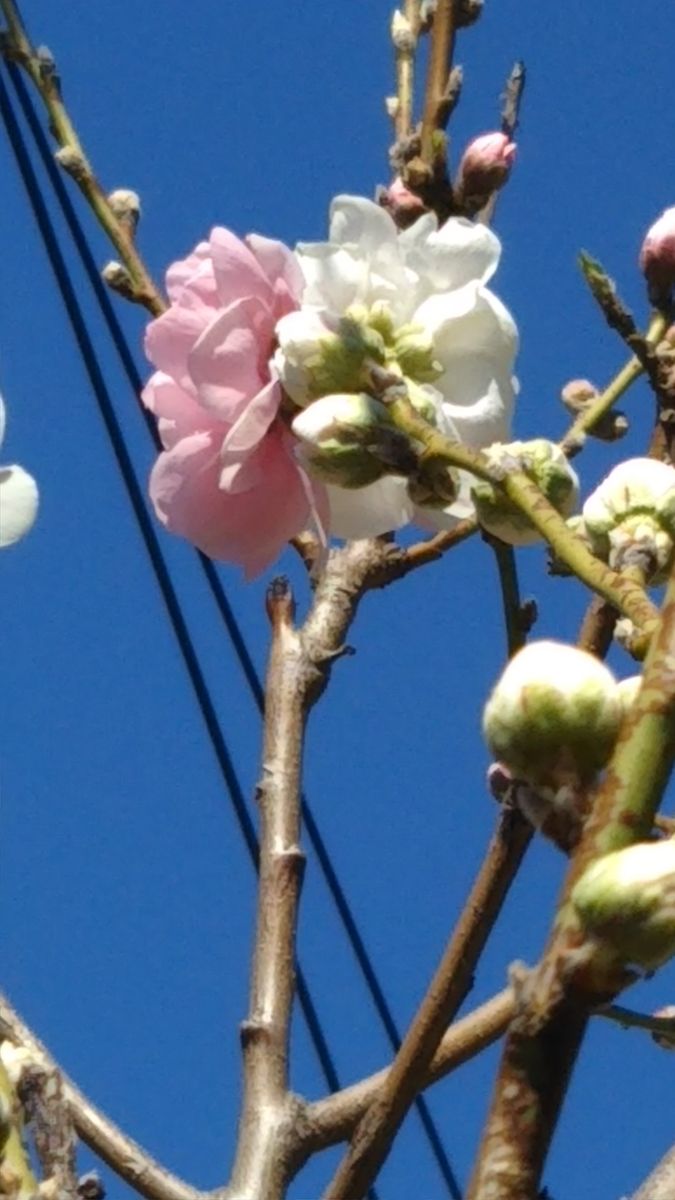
(472, 439, 579, 546)
(571, 839, 675, 970)
(482, 640, 621, 788)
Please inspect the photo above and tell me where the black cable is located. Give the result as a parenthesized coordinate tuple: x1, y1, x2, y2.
(0, 61, 345, 1112)
(3, 55, 461, 1199)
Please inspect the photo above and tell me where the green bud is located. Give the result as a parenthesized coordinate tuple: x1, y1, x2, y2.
(482, 639, 621, 788)
(292, 392, 410, 488)
(472, 439, 579, 546)
(571, 839, 675, 970)
(393, 324, 443, 383)
(583, 458, 675, 582)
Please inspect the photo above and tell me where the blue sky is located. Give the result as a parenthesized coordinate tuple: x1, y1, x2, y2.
(1, 3, 675, 1198)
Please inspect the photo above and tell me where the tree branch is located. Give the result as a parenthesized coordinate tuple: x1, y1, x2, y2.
(0, 994, 199, 1200)
(321, 807, 532, 1200)
(466, 559, 675, 1200)
(420, 0, 457, 163)
(630, 1142, 675, 1200)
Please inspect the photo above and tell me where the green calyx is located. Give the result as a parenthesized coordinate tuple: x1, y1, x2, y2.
(472, 439, 579, 546)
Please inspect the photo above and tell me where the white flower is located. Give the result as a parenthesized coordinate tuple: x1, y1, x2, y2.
(582, 457, 675, 582)
(275, 195, 518, 538)
(0, 394, 38, 547)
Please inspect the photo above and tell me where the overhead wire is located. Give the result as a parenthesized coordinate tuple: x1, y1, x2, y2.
(1, 49, 462, 1200)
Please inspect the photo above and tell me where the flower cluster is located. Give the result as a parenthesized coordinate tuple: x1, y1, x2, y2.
(143, 196, 518, 573)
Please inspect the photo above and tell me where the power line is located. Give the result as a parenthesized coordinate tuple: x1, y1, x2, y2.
(0, 59, 345, 1120)
(2, 55, 462, 1199)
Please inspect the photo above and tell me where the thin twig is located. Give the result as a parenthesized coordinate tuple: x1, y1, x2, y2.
(0, 0, 166, 315)
(467, 559, 675, 1200)
(560, 312, 669, 455)
(393, 1, 420, 142)
(419, 0, 457, 163)
(478, 61, 526, 225)
(576, 596, 617, 657)
(0, 994, 200, 1200)
(321, 808, 532, 1200)
(299, 989, 514, 1158)
(487, 536, 530, 658)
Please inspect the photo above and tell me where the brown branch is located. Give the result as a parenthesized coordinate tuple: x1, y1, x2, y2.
(0, 994, 200, 1200)
(228, 579, 308, 1199)
(467, 562, 675, 1200)
(321, 807, 532, 1200)
(576, 596, 617, 658)
(419, 0, 457, 163)
(299, 988, 514, 1157)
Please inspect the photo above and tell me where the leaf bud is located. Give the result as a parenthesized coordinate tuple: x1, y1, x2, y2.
(107, 188, 141, 233)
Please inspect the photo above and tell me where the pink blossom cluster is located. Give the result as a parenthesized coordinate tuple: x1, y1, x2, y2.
(142, 231, 325, 577)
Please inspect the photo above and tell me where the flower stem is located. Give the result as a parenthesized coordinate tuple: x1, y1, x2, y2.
(386, 394, 659, 637)
(0, 0, 166, 315)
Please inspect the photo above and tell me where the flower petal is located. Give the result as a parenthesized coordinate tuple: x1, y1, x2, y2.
(149, 428, 310, 576)
(187, 295, 269, 417)
(209, 227, 273, 310)
(0, 464, 39, 546)
(326, 475, 414, 539)
(142, 371, 216, 449)
(295, 244, 365, 311)
(220, 379, 280, 463)
(329, 196, 398, 253)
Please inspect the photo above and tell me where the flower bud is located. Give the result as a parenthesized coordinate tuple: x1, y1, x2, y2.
(391, 9, 416, 52)
(571, 839, 675, 970)
(561, 379, 599, 415)
(455, 132, 516, 211)
(583, 457, 675, 582)
(292, 392, 410, 488)
(615, 674, 642, 715)
(108, 188, 141, 232)
(639, 206, 675, 302)
(472, 439, 579, 546)
(379, 177, 428, 228)
(482, 640, 621, 789)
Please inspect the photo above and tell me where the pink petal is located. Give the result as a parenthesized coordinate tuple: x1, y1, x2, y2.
(165, 241, 218, 306)
(144, 304, 212, 391)
(142, 371, 220, 449)
(220, 379, 280, 464)
(149, 428, 311, 576)
(209, 227, 273, 310)
(187, 295, 269, 418)
(247, 234, 305, 306)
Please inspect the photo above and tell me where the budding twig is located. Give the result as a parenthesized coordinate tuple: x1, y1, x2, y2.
(0, 0, 166, 315)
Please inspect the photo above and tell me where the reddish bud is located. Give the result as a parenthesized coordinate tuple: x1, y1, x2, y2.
(640, 206, 675, 301)
(379, 177, 427, 228)
(456, 132, 516, 210)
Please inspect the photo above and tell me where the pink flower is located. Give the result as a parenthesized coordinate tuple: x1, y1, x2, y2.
(640, 206, 675, 300)
(143, 229, 324, 576)
(456, 132, 516, 209)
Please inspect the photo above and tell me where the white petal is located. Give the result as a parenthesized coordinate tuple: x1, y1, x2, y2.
(414, 469, 477, 530)
(397, 212, 438, 248)
(428, 218, 501, 284)
(295, 244, 364, 311)
(327, 475, 414, 539)
(328, 196, 398, 253)
(0, 464, 39, 546)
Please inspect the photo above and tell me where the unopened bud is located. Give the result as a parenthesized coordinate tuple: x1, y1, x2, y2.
(379, 177, 428, 228)
(583, 457, 675, 583)
(456, 0, 484, 27)
(640, 206, 675, 303)
(482, 640, 621, 789)
(108, 188, 141, 233)
(55, 145, 87, 183)
(455, 132, 516, 212)
(561, 379, 599, 414)
(571, 838, 675, 970)
(292, 393, 409, 488)
(616, 674, 642, 715)
(391, 9, 416, 52)
(472, 439, 579, 546)
(651, 1005, 675, 1050)
(102, 260, 135, 301)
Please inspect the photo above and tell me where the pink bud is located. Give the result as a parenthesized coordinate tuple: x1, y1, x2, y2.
(379, 177, 427, 228)
(639, 206, 675, 300)
(456, 132, 516, 207)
